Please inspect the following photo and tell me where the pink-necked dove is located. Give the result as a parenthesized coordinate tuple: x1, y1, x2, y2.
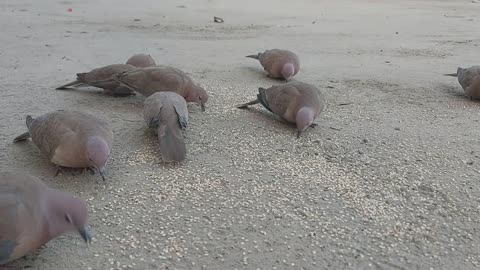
(144, 92, 188, 162)
(56, 64, 137, 96)
(236, 81, 325, 138)
(13, 110, 113, 181)
(246, 49, 300, 80)
(126, 53, 156, 68)
(445, 66, 480, 100)
(106, 66, 208, 111)
(0, 171, 90, 265)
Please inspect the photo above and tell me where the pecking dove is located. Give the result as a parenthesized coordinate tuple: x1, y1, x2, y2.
(13, 110, 113, 181)
(107, 66, 208, 111)
(55, 64, 137, 96)
(126, 53, 157, 68)
(143, 92, 188, 162)
(246, 49, 300, 80)
(0, 171, 91, 265)
(444, 66, 480, 100)
(236, 81, 325, 138)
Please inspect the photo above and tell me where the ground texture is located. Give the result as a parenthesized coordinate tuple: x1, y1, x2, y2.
(1, 0, 479, 269)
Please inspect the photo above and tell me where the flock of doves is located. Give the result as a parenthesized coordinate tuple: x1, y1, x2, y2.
(0, 49, 319, 266)
(1, 47, 479, 266)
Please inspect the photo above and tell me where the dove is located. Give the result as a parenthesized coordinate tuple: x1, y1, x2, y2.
(108, 66, 208, 111)
(143, 92, 188, 162)
(236, 81, 325, 138)
(0, 171, 91, 265)
(126, 53, 156, 68)
(55, 64, 137, 96)
(13, 110, 113, 181)
(444, 66, 480, 100)
(246, 49, 300, 80)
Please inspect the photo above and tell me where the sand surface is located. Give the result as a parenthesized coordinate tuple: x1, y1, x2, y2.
(1, 0, 480, 269)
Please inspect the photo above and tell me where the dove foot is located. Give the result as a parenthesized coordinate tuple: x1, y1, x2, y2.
(82, 167, 96, 175)
(310, 123, 318, 129)
(54, 167, 65, 177)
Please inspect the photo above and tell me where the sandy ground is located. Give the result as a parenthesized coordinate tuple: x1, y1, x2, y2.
(1, 0, 479, 269)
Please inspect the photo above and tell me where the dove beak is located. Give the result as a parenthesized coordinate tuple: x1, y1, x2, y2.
(201, 102, 206, 112)
(297, 126, 309, 139)
(297, 130, 302, 139)
(79, 226, 92, 244)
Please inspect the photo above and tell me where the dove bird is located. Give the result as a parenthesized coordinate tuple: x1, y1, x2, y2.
(143, 92, 188, 162)
(0, 171, 91, 265)
(55, 64, 137, 96)
(108, 66, 208, 111)
(246, 49, 300, 80)
(236, 81, 325, 138)
(13, 110, 113, 181)
(444, 66, 480, 100)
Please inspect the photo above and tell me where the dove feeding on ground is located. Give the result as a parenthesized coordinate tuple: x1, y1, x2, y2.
(246, 49, 300, 80)
(108, 65, 208, 111)
(13, 110, 113, 181)
(0, 171, 91, 265)
(55, 53, 157, 96)
(444, 66, 480, 100)
(55, 64, 137, 96)
(236, 81, 325, 138)
(126, 53, 157, 68)
(143, 92, 188, 162)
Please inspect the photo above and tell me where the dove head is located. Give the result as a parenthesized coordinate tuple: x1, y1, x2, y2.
(126, 53, 156, 68)
(47, 191, 91, 244)
(86, 136, 110, 180)
(281, 63, 295, 80)
(187, 84, 209, 111)
(296, 107, 315, 138)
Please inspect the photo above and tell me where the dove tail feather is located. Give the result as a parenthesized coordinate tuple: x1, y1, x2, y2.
(56, 80, 82, 90)
(25, 115, 34, 128)
(257, 87, 273, 112)
(158, 124, 186, 163)
(13, 131, 30, 142)
(235, 99, 260, 108)
(0, 239, 16, 263)
(245, 53, 260, 60)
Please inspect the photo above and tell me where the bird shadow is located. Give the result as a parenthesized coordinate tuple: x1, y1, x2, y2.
(0, 264, 31, 270)
(436, 82, 464, 98)
(435, 82, 480, 103)
(236, 106, 328, 139)
(53, 87, 137, 99)
(236, 106, 296, 134)
(239, 66, 286, 84)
